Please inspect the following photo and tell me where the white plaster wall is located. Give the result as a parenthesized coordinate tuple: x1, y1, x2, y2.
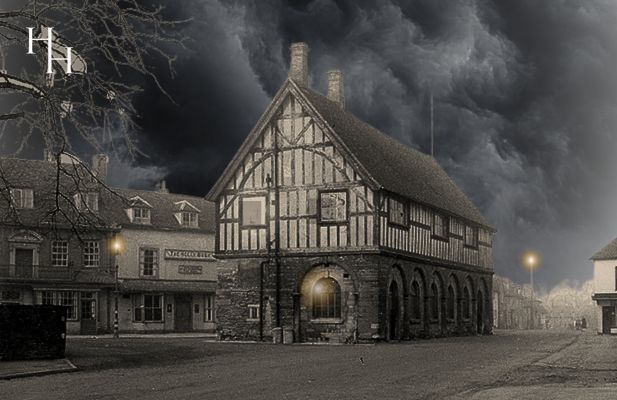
(594, 260, 617, 293)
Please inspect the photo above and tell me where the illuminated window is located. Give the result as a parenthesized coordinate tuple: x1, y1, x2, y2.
(388, 197, 408, 227)
(410, 280, 421, 319)
(10, 188, 34, 209)
(51, 240, 69, 267)
(139, 248, 159, 276)
(463, 287, 471, 319)
(241, 197, 266, 226)
(312, 277, 341, 319)
(433, 213, 448, 238)
(447, 285, 455, 320)
(320, 191, 347, 223)
(464, 225, 478, 247)
(430, 283, 439, 320)
(83, 241, 100, 267)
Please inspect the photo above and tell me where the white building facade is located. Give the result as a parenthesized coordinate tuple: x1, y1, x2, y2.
(591, 238, 617, 334)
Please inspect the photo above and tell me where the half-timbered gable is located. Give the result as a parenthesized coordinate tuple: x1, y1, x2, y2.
(212, 81, 376, 256)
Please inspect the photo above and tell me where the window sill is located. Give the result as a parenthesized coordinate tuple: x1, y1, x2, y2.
(387, 221, 409, 229)
(431, 234, 449, 242)
(310, 318, 343, 324)
(246, 318, 260, 322)
(463, 244, 479, 250)
(410, 318, 422, 324)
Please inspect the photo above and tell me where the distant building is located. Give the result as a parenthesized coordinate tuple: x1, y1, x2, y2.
(492, 275, 543, 330)
(591, 238, 617, 334)
(206, 42, 495, 343)
(0, 154, 218, 334)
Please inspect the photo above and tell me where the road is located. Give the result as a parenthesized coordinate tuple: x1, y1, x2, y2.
(1, 330, 615, 399)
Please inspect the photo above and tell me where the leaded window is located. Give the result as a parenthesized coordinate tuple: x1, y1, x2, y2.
(388, 197, 408, 226)
(312, 277, 341, 319)
(241, 197, 266, 226)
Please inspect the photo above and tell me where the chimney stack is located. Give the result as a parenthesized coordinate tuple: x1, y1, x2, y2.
(157, 180, 169, 194)
(327, 70, 345, 108)
(289, 42, 309, 87)
(91, 154, 109, 182)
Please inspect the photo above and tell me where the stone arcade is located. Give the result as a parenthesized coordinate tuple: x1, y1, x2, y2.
(207, 43, 495, 343)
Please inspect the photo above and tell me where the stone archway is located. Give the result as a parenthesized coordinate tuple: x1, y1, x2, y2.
(386, 266, 405, 341)
(476, 290, 484, 334)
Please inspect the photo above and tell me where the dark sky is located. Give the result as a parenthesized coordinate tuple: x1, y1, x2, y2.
(7, 0, 617, 290)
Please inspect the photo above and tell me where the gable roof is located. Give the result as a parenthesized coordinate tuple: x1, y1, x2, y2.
(591, 237, 617, 260)
(300, 87, 491, 228)
(207, 78, 491, 229)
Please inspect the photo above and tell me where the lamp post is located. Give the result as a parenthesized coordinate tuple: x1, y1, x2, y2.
(522, 251, 540, 329)
(111, 236, 123, 338)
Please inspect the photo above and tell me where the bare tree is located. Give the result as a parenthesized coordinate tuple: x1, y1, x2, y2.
(0, 0, 186, 234)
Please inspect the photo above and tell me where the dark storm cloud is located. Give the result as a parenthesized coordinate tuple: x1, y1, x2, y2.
(125, 0, 617, 288)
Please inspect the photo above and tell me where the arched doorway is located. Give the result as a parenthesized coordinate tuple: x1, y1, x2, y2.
(476, 290, 484, 334)
(388, 280, 400, 340)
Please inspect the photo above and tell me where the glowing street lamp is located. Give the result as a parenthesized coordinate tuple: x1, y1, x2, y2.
(110, 235, 124, 338)
(522, 250, 540, 329)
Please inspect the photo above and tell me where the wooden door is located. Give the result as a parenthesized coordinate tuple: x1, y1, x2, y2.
(602, 306, 615, 334)
(174, 294, 192, 332)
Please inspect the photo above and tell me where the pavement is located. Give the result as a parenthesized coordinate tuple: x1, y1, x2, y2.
(0, 330, 616, 399)
(0, 332, 216, 380)
(0, 358, 76, 380)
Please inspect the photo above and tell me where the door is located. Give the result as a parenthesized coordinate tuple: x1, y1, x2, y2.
(602, 306, 615, 334)
(174, 294, 192, 332)
(80, 292, 97, 335)
(388, 281, 400, 341)
(14, 248, 34, 278)
(476, 291, 484, 334)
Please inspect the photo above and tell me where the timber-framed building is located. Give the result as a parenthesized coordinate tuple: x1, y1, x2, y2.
(207, 43, 495, 342)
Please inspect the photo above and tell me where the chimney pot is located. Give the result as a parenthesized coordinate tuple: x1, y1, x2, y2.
(327, 70, 345, 108)
(289, 42, 309, 87)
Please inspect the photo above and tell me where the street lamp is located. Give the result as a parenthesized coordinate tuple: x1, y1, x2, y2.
(522, 250, 540, 329)
(111, 235, 124, 338)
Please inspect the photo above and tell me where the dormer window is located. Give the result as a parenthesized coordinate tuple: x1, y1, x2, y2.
(174, 200, 201, 228)
(74, 192, 98, 212)
(10, 188, 34, 209)
(181, 211, 198, 227)
(126, 196, 153, 224)
(133, 207, 151, 224)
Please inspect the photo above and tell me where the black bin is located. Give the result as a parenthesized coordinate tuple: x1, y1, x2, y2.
(0, 304, 66, 360)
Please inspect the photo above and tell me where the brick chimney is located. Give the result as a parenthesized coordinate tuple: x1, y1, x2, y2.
(157, 180, 169, 194)
(91, 154, 109, 182)
(289, 42, 309, 87)
(327, 70, 344, 108)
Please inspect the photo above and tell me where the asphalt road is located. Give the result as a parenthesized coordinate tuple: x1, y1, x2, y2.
(0, 330, 611, 400)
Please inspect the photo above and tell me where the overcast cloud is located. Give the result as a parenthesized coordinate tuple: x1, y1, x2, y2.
(6, 0, 617, 289)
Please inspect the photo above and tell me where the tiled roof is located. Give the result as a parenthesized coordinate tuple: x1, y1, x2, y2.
(301, 87, 491, 228)
(109, 188, 214, 233)
(0, 157, 214, 233)
(591, 237, 617, 260)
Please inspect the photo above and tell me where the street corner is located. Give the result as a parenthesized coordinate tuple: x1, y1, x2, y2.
(0, 358, 77, 380)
